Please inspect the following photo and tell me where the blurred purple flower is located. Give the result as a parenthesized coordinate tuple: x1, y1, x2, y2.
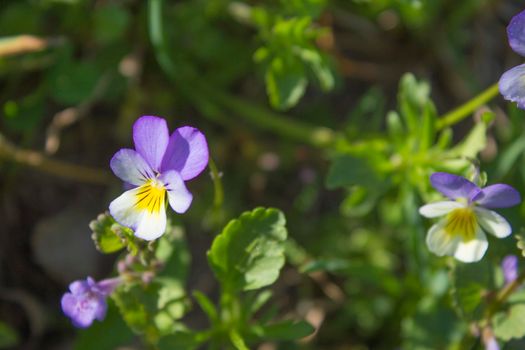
(500, 10, 525, 108)
(109, 116, 209, 240)
(419, 172, 521, 263)
(485, 335, 500, 350)
(502, 255, 519, 285)
(61, 277, 120, 328)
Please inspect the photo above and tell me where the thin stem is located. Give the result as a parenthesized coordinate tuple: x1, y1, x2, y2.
(483, 270, 525, 324)
(0, 133, 111, 185)
(208, 158, 224, 209)
(436, 83, 499, 130)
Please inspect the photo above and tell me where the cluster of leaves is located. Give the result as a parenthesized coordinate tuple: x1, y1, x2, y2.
(297, 73, 524, 348)
(85, 208, 313, 349)
(327, 73, 488, 218)
(251, 0, 335, 110)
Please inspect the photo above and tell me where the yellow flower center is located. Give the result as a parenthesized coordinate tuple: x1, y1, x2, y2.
(134, 179, 166, 213)
(444, 207, 477, 242)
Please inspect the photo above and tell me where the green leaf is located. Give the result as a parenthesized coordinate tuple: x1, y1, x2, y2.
(419, 101, 437, 151)
(158, 331, 209, 350)
(387, 111, 404, 145)
(246, 290, 273, 316)
(155, 226, 190, 283)
(401, 308, 463, 350)
(325, 155, 382, 190)
(398, 73, 430, 133)
(48, 61, 100, 105)
(493, 304, 525, 341)
(265, 56, 307, 110)
(89, 213, 129, 254)
(450, 259, 492, 321)
(515, 228, 525, 258)
(112, 279, 189, 342)
(260, 320, 314, 341)
(207, 207, 288, 293)
(297, 47, 335, 91)
(0, 322, 18, 349)
(229, 329, 249, 350)
(442, 121, 487, 171)
(93, 4, 130, 44)
(193, 291, 218, 325)
(497, 134, 525, 178)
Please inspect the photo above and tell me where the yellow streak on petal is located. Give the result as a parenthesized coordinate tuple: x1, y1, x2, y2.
(444, 208, 477, 242)
(134, 179, 166, 214)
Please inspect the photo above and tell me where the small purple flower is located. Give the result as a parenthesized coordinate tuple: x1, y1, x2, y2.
(502, 255, 519, 285)
(109, 116, 209, 240)
(485, 336, 500, 350)
(419, 172, 521, 263)
(500, 10, 525, 108)
(61, 277, 120, 328)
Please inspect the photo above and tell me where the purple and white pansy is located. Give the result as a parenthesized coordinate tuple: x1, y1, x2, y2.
(61, 277, 120, 328)
(109, 116, 209, 240)
(500, 9, 525, 108)
(419, 172, 521, 263)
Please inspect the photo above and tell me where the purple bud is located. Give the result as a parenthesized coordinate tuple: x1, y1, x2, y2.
(61, 277, 120, 328)
(502, 255, 519, 285)
(485, 336, 500, 350)
(141, 271, 155, 284)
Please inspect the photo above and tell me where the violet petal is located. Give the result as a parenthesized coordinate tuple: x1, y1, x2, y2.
(110, 149, 154, 186)
(160, 170, 193, 213)
(508, 9, 525, 57)
(430, 172, 480, 201)
(161, 126, 209, 181)
(499, 64, 525, 109)
(472, 184, 521, 208)
(69, 280, 89, 295)
(133, 116, 169, 171)
(502, 255, 518, 285)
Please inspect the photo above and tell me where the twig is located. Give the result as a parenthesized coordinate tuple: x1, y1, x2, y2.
(0, 133, 111, 185)
(436, 83, 500, 130)
(45, 73, 112, 155)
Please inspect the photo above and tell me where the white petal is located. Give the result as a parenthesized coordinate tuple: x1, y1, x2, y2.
(474, 207, 512, 238)
(453, 227, 488, 263)
(419, 201, 464, 218)
(426, 221, 460, 257)
(109, 187, 167, 241)
(109, 187, 143, 230)
(134, 210, 167, 241)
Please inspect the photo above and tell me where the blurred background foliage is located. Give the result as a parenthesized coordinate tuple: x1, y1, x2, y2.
(2, 0, 525, 349)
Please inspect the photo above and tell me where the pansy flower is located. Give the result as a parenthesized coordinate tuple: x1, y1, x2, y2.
(419, 172, 521, 263)
(109, 116, 208, 240)
(499, 9, 525, 108)
(61, 277, 120, 328)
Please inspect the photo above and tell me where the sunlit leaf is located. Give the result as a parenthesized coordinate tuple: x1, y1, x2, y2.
(207, 207, 287, 292)
(265, 56, 307, 110)
(493, 304, 525, 341)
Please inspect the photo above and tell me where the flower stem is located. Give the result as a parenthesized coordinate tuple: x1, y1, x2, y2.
(483, 270, 525, 324)
(0, 132, 111, 185)
(436, 83, 499, 130)
(208, 158, 224, 210)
